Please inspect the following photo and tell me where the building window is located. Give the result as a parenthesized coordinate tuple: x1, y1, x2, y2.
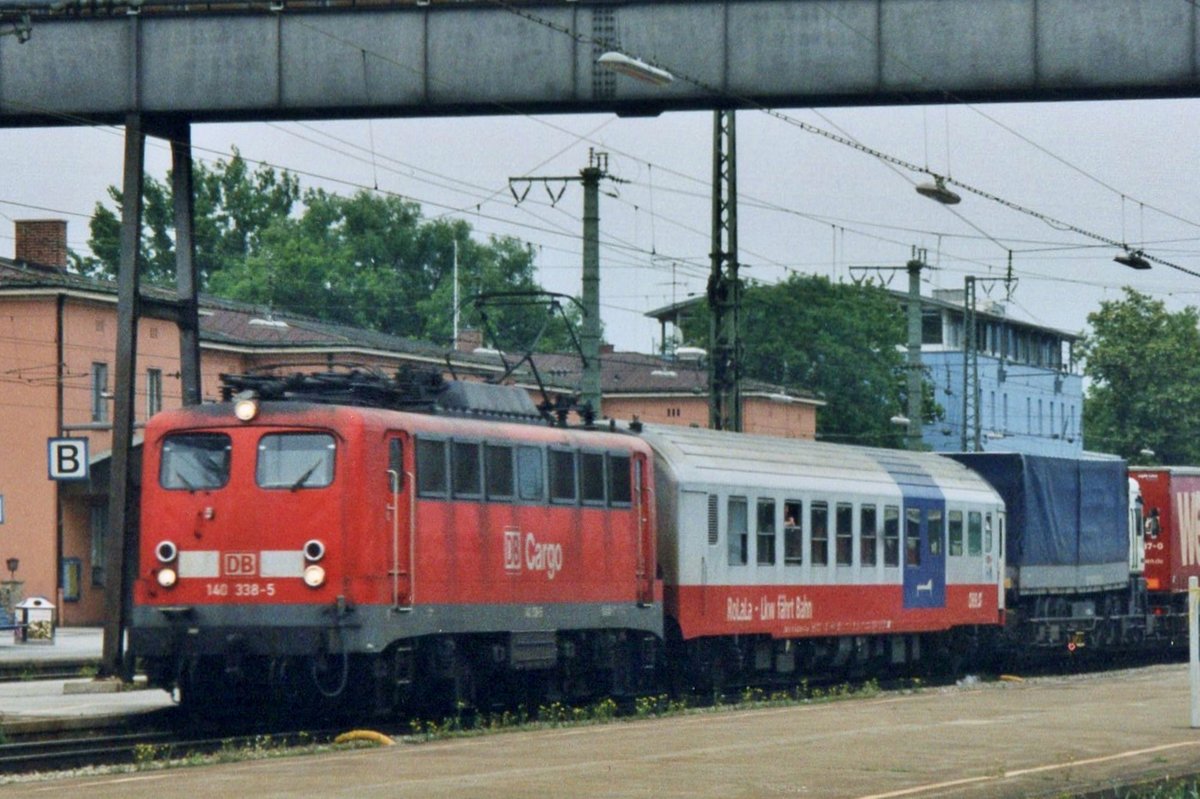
(147, 368, 163, 418)
(756, 499, 776, 565)
(90, 503, 108, 587)
(728, 497, 748, 566)
(91, 362, 109, 423)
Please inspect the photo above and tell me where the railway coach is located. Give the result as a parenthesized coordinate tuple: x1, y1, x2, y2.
(643, 424, 1007, 689)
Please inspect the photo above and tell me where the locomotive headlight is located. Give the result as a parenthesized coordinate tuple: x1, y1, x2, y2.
(155, 540, 178, 563)
(303, 539, 326, 562)
(303, 564, 326, 588)
(156, 568, 178, 588)
(234, 397, 259, 422)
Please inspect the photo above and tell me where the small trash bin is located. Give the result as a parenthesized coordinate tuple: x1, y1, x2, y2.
(15, 597, 54, 644)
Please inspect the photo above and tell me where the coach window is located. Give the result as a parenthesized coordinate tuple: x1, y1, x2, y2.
(984, 513, 993, 554)
(549, 449, 577, 504)
(160, 433, 232, 490)
(452, 442, 483, 499)
(861, 505, 878, 567)
(609, 454, 632, 506)
(811, 501, 829, 566)
(485, 444, 514, 501)
(928, 508, 943, 556)
(257, 433, 335, 490)
(967, 511, 983, 556)
(728, 496, 748, 566)
(757, 499, 776, 565)
(516, 446, 545, 502)
(784, 500, 803, 565)
(905, 508, 921, 567)
(417, 438, 449, 497)
(948, 510, 964, 556)
(836, 502, 853, 566)
(883, 505, 900, 567)
(581, 452, 606, 506)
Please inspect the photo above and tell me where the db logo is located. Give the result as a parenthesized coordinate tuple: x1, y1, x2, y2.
(223, 553, 257, 576)
(503, 529, 522, 573)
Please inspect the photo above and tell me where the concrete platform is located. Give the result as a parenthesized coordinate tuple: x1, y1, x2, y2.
(7, 663, 1200, 798)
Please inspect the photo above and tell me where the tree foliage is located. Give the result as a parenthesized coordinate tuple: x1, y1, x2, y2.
(79, 151, 576, 353)
(680, 274, 934, 448)
(1080, 288, 1200, 464)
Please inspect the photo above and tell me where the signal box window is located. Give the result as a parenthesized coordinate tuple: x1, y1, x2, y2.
(608, 454, 632, 506)
(516, 446, 544, 502)
(417, 439, 448, 497)
(905, 508, 921, 567)
(728, 496, 748, 566)
(550, 450, 577, 503)
(784, 500, 803, 565)
(883, 505, 900, 566)
(948, 510, 964, 556)
(257, 433, 335, 490)
(160, 433, 232, 490)
(968, 511, 983, 556)
(811, 501, 829, 566)
(581, 452, 606, 505)
(485, 444, 514, 500)
(861, 505, 878, 567)
(452, 442, 482, 498)
(757, 499, 776, 565)
(836, 502, 853, 565)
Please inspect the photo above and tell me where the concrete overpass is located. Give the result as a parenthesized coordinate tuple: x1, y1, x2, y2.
(0, 0, 1198, 126)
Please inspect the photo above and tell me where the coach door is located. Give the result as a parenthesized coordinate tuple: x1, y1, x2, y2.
(634, 453, 655, 606)
(386, 433, 414, 609)
(903, 496, 946, 609)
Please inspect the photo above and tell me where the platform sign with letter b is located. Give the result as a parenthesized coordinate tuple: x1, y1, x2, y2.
(48, 438, 89, 481)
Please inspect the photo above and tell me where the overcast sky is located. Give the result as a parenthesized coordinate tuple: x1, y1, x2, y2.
(2, 95, 1198, 354)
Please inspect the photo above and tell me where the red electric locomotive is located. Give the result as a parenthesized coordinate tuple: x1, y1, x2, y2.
(1130, 467, 1200, 625)
(130, 372, 661, 715)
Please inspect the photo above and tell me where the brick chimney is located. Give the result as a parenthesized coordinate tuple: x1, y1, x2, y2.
(14, 220, 68, 270)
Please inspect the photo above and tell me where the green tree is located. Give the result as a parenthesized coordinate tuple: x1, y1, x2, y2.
(77, 148, 299, 286)
(681, 274, 930, 447)
(1080, 287, 1200, 463)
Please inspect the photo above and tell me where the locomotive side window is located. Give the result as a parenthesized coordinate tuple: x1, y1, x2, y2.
(608, 454, 632, 506)
(160, 433, 232, 490)
(861, 505, 878, 567)
(948, 510, 964, 556)
(387, 438, 403, 493)
(811, 501, 829, 566)
(485, 444, 514, 501)
(728, 496, 748, 566)
(417, 438, 449, 497)
(516, 446, 544, 502)
(905, 508, 921, 567)
(581, 452, 606, 505)
(883, 505, 900, 566)
(549, 449, 577, 504)
(836, 502, 853, 566)
(784, 500, 803, 565)
(257, 433, 335, 490)
(452, 442, 482, 498)
(967, 511, 983, 556)
(756, 499, 776, 565)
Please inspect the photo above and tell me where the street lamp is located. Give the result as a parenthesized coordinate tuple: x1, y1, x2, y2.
(597, 52, 675, 86)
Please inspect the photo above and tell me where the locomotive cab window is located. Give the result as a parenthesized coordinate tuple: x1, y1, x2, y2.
(160, 433, 232, 490)
(387, 438, 404, 493)
(257, 433, 335, 490)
